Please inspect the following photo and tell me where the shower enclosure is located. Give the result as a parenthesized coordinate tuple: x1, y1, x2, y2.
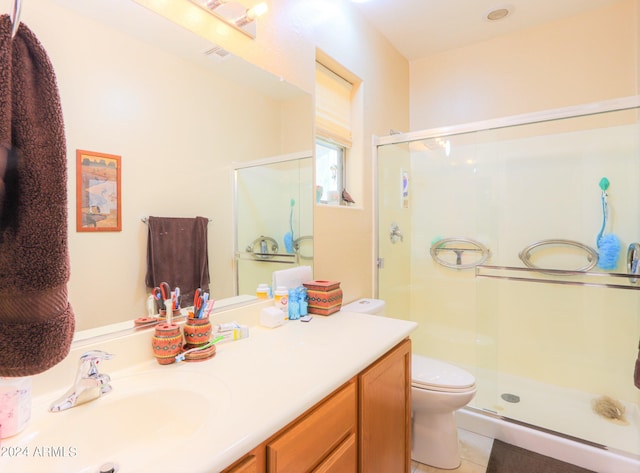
(375, 96, 640, 459)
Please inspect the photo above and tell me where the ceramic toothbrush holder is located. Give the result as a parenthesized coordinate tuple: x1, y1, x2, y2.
(183, 317, 212, 349)
(151, 323, 183, 365)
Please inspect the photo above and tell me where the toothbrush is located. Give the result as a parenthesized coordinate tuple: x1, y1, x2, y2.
(173, 287, 180, 310)
(175, 335, 224, 362)
(199, 293, 209, 318)
(203, 298, 215, 317)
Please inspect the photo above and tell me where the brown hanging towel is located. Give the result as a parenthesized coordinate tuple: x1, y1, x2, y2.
(145, 216, 210, 306)
(0, 16, 75, 376)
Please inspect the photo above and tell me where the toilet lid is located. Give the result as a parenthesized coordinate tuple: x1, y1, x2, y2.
(412, 354, 475, 391)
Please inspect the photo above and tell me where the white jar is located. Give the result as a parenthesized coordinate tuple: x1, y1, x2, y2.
(0, 376, 32, 438)
(273, 286, 289, 317)
(256, 283, 271, 299)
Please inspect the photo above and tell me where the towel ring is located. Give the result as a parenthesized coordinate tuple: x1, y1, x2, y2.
(293, 235, 313, 260)
(10, 0, 22, 39)
(246, 236, 279, 260)
(518, 239, 598, 274)
(430, 237, 490, 269)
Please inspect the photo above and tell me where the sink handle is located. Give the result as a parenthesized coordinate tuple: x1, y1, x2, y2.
(79, 350, 114, 377)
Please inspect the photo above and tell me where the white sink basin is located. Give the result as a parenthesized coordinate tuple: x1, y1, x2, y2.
(0, 369, 231, 473)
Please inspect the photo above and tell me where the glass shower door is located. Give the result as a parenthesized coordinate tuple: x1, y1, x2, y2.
(375, 101, 640, 457)
(376, 142, 412, 319)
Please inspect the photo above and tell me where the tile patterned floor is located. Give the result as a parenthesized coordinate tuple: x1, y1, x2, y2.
(411, 429, 493, 473)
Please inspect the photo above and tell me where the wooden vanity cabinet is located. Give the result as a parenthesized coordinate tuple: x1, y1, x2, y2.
(222, 339, 411, 473)
(359, 338, 412, 473)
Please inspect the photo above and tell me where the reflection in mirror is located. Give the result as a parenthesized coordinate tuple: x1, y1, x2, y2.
(234, 153, 314, 295)
(15, 0, 312, 333)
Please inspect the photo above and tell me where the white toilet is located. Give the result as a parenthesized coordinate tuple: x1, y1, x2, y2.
(411, 353, 476, 469)
(341, 298, 477, 470)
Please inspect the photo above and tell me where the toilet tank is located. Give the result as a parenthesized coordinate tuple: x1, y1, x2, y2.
(341, 298, 385, 315)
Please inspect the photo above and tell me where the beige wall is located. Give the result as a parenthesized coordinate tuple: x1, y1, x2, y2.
(410, 0, 639, 129)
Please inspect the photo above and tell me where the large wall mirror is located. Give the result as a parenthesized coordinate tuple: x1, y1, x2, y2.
(11, 0, 313, 332)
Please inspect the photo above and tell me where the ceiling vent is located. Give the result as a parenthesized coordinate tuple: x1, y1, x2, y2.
(204, 45, 232, 61)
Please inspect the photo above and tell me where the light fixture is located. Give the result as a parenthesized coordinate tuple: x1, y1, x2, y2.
(204, 0, 226, 8)
(188, 0, 268, 38)
(235, 2, 268, 27)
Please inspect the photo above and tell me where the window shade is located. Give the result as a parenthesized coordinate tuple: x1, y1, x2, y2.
(315, 62, 353, 148)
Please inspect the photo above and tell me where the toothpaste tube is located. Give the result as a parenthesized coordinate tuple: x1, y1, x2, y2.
(214, 323, 249, 342)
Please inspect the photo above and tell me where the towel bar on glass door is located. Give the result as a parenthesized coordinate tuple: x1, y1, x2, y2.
(475, 264, 640, 291)
(243, 235, 300, 264)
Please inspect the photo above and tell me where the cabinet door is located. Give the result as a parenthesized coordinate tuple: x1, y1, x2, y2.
(312, 433, 357, 473)
(359, 339, 411, 473)
(267, 379, 357, 473)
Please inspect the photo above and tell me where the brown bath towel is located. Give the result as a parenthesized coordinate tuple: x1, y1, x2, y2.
(0, 16, 75, 376)
(145, 216, 210, 306)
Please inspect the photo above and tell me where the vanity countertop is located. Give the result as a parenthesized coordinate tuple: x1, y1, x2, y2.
(1, 308, 417, 473)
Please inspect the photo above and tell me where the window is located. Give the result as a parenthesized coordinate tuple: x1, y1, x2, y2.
(315, 139, 345, 204)
(315, 61, 353, 205)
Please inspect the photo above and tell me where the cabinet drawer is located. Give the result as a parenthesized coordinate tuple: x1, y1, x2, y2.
(268, 380, 356, 473)
(224, 454, 257, 473)
(312, 433, 357, 473)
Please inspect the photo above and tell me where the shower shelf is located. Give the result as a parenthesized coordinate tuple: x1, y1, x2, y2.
(475, 264, 640, 291)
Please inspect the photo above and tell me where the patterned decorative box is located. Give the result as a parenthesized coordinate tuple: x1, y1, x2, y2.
(303, 280, 343, 316)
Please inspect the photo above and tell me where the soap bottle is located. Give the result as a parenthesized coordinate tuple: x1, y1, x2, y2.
(0, 376, 32, 438)
(256, 283, 271, 299)
(274, 286, 289, 317)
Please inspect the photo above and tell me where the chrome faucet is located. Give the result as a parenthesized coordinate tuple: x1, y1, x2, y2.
(49, 350, 114, 412)
(389, 222, 404, 244)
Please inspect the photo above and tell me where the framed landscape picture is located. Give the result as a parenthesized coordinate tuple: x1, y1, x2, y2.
(76, 149, 122, 232)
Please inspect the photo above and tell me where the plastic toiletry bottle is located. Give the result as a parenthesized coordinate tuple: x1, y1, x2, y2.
(256, 283, 271, 299)
(299, 286, 308, 316)
(274, 286, 289, 317)
(288, 288, 300, 320)
(0, 376, 32, 438)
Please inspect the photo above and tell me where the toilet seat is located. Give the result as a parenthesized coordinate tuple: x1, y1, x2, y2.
(412, 354, 476, 393)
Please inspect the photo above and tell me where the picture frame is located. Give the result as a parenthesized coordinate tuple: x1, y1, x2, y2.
(76, 149, 122, 232)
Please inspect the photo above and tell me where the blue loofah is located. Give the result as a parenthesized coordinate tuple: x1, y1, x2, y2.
(595, 177, 620, 270)
(597, 234, 621, 270)
(284, 198, 295, 253)
(284, 232, 294, 253)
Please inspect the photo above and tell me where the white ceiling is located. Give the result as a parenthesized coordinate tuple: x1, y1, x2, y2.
(350, 0, 625, 61)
